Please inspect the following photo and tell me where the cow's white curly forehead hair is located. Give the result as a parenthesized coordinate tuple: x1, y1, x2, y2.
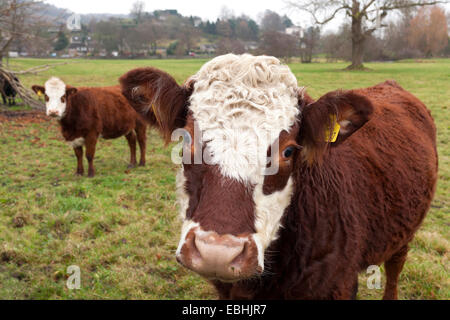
(188, 54, 300, 183)
(45, 77, 66, 93)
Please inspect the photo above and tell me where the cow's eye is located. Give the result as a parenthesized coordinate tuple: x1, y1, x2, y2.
(282, 146, 296, 159)
(61, 96, 66, 103)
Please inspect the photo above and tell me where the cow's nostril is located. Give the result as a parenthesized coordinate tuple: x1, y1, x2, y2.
(230, 241, 249, 266)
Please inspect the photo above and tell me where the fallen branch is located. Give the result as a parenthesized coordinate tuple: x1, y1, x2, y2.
(0, 67, 44, 110)
(11, 61, 76, 75)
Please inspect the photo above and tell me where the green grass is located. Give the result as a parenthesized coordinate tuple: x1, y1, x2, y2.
(0, 58, 448, 300)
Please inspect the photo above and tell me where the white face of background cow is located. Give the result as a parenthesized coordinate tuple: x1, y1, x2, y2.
(32, 77, 77, 119)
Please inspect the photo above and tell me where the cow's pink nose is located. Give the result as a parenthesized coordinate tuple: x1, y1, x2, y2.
(177, 228, 261, 281)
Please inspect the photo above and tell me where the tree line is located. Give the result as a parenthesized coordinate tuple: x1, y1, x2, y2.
(0, 0, 449, 68)
(321, 5, 449, 63)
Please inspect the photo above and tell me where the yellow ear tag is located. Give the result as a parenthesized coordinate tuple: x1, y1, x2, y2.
(325, 115, 341, 143)
(37, 91, 43, 97)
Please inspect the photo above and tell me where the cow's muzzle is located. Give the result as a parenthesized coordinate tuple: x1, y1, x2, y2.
(47, 110, 60, 118)
(176, 227, 262, 282)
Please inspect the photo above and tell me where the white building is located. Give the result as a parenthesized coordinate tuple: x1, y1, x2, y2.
(286, 26, 304, 38)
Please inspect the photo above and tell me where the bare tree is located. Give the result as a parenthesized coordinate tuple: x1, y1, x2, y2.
(219, 6, 235, 20)
(216, 19, 233, 38)
(286, 0, 448, 69)
(384, 7, 418, 59)
(130, 1, 145, 24)
(300, 26, 320, 63)
(217, 38, 245, 55)
(260, 31, 298, 58)
(165, 15, 199, 55)
(92, 19, 122, 56)
(320, 24, 353, 61)
(0, 0, 48, 65)
(408, 6, 448, 57)
(260, 10, 285, 32)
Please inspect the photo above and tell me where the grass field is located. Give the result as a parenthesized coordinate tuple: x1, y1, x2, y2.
(0, 58, 448, 300)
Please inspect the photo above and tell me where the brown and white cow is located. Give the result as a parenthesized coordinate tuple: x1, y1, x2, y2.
(32, 78, 148, 177)
(120, 54, 438, 300)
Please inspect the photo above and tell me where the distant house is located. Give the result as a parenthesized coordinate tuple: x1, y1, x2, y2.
(68, 34, 93, 56)
(199, 44, 217, 54)
(193, 18, 202, 27)
(286, 26, 304, 38)
(155, 9, 180, 21)
(67, 49, 78, 57)
(244, 42, 259, 51)
(155, 47, 168, 58)
(70, 35, 82, 45)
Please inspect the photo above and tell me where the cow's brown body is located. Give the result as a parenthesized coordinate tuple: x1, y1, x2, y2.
(120, 55, 438, 300)
(64, 85, 148, 177)
(214, 81, 438, 299)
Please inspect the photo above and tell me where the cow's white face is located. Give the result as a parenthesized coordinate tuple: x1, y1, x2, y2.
(44, 77, 68, 119)
(174, 54, 302, 281)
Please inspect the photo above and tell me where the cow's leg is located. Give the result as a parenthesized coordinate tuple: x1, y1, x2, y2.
(85, 134, 98, 178)
(1, 93, 6, 105)
(383, 245, 408, 300)
(74, 146, 84, 176)
(125, 130, 137, 168)
(136, 121, 147, 167)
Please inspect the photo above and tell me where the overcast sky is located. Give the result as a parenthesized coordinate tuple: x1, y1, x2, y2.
(44, 0, 449, 33)
(45, 0, 294, 20)
(44, 0, 343, 31)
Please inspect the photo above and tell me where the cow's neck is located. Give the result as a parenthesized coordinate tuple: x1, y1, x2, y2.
(222, 150, 360, 299)
(58, 102, 84, 140)
(58, 102, 73, 125)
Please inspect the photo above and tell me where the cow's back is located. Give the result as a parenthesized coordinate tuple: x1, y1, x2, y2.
(342, 81, 438, 267)
(80, 86, 138, 139)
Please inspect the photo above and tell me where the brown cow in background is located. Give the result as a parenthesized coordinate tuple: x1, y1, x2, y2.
(32, 78, 148, 177)
(120, 54, 438, 300)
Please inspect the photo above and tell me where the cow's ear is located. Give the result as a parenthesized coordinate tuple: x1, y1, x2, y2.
(66, 87, 78, 97)
(120, 67, 193, 144)
(32, 85, 45, 95)
(298, 90, 374, 164)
